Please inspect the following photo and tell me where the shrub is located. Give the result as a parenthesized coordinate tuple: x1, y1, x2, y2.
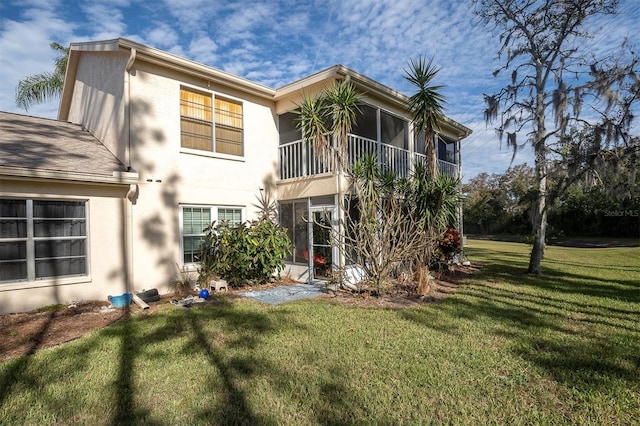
(170, 263, 196, 296)
(199, 219, 291, 286)
(431, 227, 463, 268)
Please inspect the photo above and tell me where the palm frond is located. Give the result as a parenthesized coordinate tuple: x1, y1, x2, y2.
(15, 41, 69, 111)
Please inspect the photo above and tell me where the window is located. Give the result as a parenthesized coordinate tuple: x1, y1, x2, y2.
(380, 110, 408, 149)
(0, 199, 87, 283)
(180, 87, 243, 156)
(181, 206, 243, 264)
(278, 201, 309, 265)
(352, 104, 378, 141)
(218, 208, 242, 224)
(278, 111, 302, 145)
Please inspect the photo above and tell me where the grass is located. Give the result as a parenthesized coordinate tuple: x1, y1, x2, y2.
(1, 240, 639, 425)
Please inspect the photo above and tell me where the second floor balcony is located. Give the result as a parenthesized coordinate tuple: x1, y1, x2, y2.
(278, 134, 459, 181)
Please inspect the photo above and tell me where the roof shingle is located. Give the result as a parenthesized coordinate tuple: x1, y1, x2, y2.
(0, 111, 129, 182)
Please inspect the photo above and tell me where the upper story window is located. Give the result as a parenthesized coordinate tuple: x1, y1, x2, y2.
(180, 87, 244, 156)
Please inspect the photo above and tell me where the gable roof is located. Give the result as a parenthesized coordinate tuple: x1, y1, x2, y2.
(58, 38, 471, 139)
(0, 111, 138, 185)
(275, 64, 473, 139)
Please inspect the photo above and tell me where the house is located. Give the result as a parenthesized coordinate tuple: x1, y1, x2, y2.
(0, 38, 471, 313)
(0, 112, 138, 313)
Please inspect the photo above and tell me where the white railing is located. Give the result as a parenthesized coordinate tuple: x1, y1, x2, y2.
(414, 153, 459, 179)
(279, 140, 334, 180)
(279, 135, 459, 180)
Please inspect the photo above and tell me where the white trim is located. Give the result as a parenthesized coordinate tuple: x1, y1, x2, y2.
(179, 147, 246, 162)
(0, 197, 91, 285)
(179, 85, 245, 159)
(0, 167, 139, 185)
(178, 204, 246, 268)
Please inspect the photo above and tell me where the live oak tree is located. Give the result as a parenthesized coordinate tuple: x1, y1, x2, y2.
(473, 0, 639, 275)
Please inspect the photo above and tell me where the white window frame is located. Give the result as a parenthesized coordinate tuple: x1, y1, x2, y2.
(179, 85, 245, 161)
(179, 205, 245, 267)
(0, 198, 89, 284)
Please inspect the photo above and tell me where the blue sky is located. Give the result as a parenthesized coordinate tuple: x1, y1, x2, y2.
(0, 0, 638, 181)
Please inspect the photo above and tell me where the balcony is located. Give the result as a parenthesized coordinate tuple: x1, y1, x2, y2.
(278, 135, 459, 180)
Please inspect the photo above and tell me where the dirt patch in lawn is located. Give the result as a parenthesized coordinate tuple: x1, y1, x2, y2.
(0, 264, 481, 361)
(320, 263, 482, 308)
(0, 298, 176, 362)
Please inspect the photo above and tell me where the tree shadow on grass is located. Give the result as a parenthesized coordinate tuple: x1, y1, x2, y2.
(400, 247, 640, 395)
(108, 300, 305, 424)
(0, 310, 58, 408)
(0, 298, 306, 424)
(183, 308, 273, 425)
(469, 246, 640, 296)
(0, 252, 65, 413)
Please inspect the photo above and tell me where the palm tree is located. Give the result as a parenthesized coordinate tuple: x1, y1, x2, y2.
(15, 41, 69, 111)
(404, 56, 446, 179)
(295, 79, 362, 279)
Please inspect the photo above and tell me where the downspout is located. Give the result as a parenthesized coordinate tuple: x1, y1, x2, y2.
(456, 136, 464, 244)
(125, 48, 136, 169)
(124, 48, 137, 291)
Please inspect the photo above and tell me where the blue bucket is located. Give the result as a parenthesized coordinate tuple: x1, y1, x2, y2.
(108, 293, 133, 308)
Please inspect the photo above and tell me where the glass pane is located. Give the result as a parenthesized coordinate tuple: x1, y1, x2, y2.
(0, 261, 27, 281)
(438, 137, 447, 162)
(311, 196, 335, 206)
(380, 111, 407, 149)
(0, 219, 27, 238)
(181, 88, 213, 121)
(35, 239, 86, 258)
(0, 241, 26, 261)
(312, 210, 332, 279)
(35, 257, 86, 279)
(293, 202, 308, 264)
(0, 199, 26, 217)
(215, 97, 242, 128)
(181, 117, 213, 151)
(183, 208, 194, 234)
(218, 208, 241, 225)
(215, 125, 243, 156)
(352, 104, 377, 140)
(34, 220, 86, 237)
(415, 130, 426, 155)
(183, 236, 204, 264)
(183, 208, 210, 235)
(279, 203, 294, 262)
(279, 111, 302, 145)
(34, 201, 85, 218)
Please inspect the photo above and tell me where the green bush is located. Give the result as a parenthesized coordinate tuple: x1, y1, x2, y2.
(199, 219, 291, 286)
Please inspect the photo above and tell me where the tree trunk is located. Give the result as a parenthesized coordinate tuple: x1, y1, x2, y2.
(426, 132, 439, 179)
(528, 140, 547, 276)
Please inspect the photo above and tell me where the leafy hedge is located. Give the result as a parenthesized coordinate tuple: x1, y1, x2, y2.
(199, 219, 291, 286)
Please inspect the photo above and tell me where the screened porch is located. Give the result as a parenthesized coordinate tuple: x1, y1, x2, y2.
(277, 104, 460, 181)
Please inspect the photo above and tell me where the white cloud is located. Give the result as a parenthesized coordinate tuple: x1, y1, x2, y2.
(187, 33, 219, 65)
(0, 5, 76, 117)
(145, 22, 179, 48)
(79, 2, 128, 39)
(0, 0, 637, 179)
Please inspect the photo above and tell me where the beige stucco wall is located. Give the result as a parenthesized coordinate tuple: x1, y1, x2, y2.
(0, 179, 131, 314)
(124, 60, 280, 292)
(66, 51, 129, 165)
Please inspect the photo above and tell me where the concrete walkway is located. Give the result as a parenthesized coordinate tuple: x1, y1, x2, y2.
(239, 283, 326, 305)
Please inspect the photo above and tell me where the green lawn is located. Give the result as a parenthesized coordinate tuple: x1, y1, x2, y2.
(1, 240, 639, 425)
